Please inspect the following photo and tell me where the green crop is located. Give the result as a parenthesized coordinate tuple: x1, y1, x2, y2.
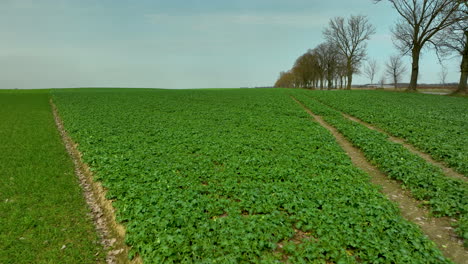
(52, 88, 451, 263)
(298, 90, 468, 176)
(291, 90, 467, 247)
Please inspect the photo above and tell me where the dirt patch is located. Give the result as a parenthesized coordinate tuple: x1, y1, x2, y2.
(275, 228, 317, 263)
(50, 99, 142, 264)
(291, 96, 467, 263)
(342, 113, 466, 182)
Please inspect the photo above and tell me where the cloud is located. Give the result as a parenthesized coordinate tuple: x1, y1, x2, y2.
(145, 12, 328, 28)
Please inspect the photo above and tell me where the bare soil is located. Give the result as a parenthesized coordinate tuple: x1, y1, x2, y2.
(291, 97, 468, 264)
(50, 99, 141, 264)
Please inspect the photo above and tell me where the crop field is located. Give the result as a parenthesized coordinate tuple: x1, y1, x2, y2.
(50, 88, 468, 263)
(297, 90, 468, 176)
(0, 90, 103, 263)
(289, 90, 467, 246)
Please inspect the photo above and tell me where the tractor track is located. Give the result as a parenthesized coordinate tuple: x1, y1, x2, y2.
(291, 96, 467, 263)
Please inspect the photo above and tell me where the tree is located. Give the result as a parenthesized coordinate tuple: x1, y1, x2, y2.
(314, 42, 340, 90)
(363, 59, 378, 84)
(379, 75, 386, 88)
(374, 0, 462, 91)
(291, 50, 318, 88)
(439, 64, 448, 88)
(385, 55, 407, 89)
(274, 71, 297, 88)
(335, 54, 348, 89)
(434, 1, 467, 94)
(323, 15, 375, 89)
(312, 45, 327, 89)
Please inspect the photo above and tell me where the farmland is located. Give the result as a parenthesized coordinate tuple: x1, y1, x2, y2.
(50, 88, 467, 263)
(298, 90, 468, 176)
(0, 90, 103, 263)
(289, 90, 467, 246)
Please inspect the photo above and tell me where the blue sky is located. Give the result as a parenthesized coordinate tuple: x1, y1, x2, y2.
(0, 0, 461, 89)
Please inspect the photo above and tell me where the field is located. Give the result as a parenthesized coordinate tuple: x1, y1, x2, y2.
(0, 90, 104, 263)
(301, 90, 468, 175)
(49, 88, 467, 263)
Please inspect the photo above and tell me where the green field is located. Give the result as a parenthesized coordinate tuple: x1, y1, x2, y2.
(0, 90, 104, 263)
(289, 90, 468, 245)
(300, 90, 468, 175)
(2, 88, 466, 263)
(51, 88, 466, 263)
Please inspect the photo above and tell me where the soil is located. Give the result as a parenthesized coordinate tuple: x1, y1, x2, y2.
(50, 99, 141, 264)
(291, 96, 468, 264)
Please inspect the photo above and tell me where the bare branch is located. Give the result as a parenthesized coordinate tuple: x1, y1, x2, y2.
(376, 0, 462, 90)
(323, 15, 375, 89)
(362, 59, 379, 84)
(385, 55, 407, 89)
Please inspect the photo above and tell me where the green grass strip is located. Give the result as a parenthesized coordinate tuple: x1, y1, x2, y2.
(0, 91, 104, 263)
(292, 92, 468, 246)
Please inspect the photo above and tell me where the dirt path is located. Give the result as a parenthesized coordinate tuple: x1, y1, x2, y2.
(50, 99, 139, 264)
(291, 96, 467, 264)
(342, 113, 467, 182)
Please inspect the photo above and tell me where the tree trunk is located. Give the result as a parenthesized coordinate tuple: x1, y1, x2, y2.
(346, 60, 352, 90)
(455, 33, 468, 95)
(347, 71, 352, 90)
(408, 46, 421, 91)
(327, 69, 333, 90)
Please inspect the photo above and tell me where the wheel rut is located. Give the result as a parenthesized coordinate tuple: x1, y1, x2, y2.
(291, 96, 467, 263)
(50, 99, 141, 264)
(342, 112, 466, 182)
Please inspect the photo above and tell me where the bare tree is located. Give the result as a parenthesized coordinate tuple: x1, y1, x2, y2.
(439, 64, 448, 88)
(274, 71, 297, 88)
(314, 42, 341, 90)
(291, 51, 317, 88)
(385, 55, 407, 89)
(379, 75, 386, 88)
(434, 1, 467, 94)
(312, 45, 327, 89)
(336, 55, 348, 89)
(375, 0, 462, 91)
(323, 15, 376, 89)
(363, 59, 378, 84)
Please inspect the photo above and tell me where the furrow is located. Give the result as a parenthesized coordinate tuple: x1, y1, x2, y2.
(340, 109, 466, 182)
(291, 96, 468, 263)
(50, 99, 140, 264)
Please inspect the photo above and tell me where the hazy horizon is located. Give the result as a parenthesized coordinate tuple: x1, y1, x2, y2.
(0, 0, 462, 89)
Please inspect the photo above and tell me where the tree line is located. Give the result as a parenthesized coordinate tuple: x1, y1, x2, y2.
(275, 0, 467, 94)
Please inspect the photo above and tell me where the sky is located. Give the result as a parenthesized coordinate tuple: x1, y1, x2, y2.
(0, 0, 462, 89)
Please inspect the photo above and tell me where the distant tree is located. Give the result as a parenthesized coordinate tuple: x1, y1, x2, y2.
(385, 55, 407, 89)
(374, 0, 462, 91)
(312, 45, 327, 89)
(313, 42, 341, 90)
(323, 15, 375, 89)
(379, 75, 386, 88)
(439, 64, 448, 88)
(434, 1, 467, 94)
(336, 55, 348, 89)
(363, 59, 378, 84)
(274, 71, 297, 88)
(291, 50, 317, 88)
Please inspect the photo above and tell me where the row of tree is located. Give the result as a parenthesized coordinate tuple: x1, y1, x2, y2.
(275, 0, 467, 94)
